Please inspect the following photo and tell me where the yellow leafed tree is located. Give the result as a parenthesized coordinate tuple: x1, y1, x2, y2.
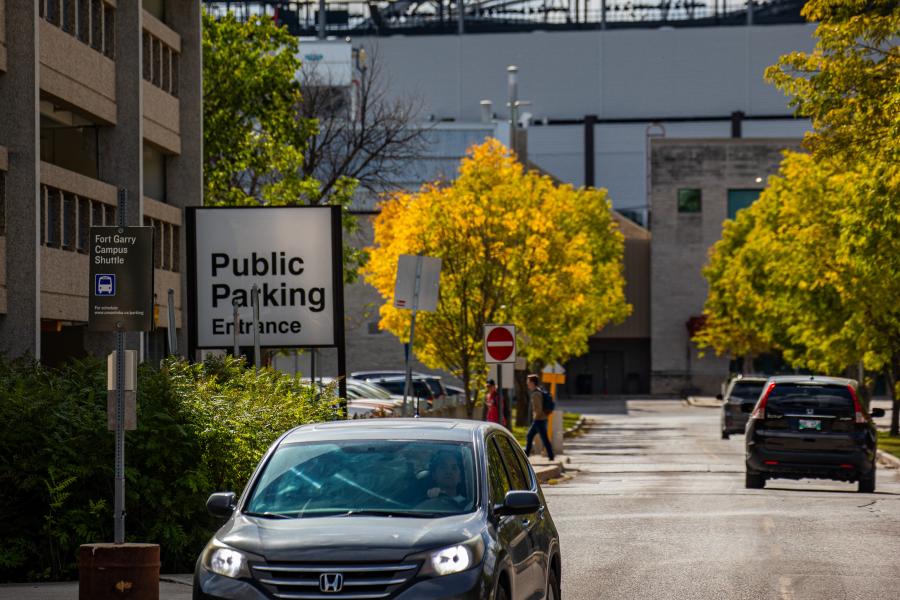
(364, 140, 630, 416)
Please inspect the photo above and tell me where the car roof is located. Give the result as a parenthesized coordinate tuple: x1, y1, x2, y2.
(729, 375, 769, 383)
(281, 418, 502, 444)
(766, 375, 857, 387)
(352, 370, 441, 379)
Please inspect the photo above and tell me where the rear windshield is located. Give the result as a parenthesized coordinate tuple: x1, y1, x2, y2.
(766, 384, 855, 415)
(728, 382, 765, 403)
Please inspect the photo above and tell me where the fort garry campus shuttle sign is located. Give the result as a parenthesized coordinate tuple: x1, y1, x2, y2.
(186, 207, 346, 367)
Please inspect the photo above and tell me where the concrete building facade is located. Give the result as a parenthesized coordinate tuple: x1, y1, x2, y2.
(0, 0, 202, 364)
(649, 137, 802, 395)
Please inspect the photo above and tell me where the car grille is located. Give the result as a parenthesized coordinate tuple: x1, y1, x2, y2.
(251, 561, 420, 599)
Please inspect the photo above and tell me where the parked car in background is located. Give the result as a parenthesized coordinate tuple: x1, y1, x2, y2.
(353, 370, 449, 403)
(195, 419, 562, 600)
(719, 375, 768, 439)
(744, 375, 885, 493)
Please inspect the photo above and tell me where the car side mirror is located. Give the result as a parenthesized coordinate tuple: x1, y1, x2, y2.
(871, 408, 886, 418)
(715, 394, 723, 401)
(494, 491, 541, 517)
(207, 492, 237, 518)
(740, 403, 755, 414)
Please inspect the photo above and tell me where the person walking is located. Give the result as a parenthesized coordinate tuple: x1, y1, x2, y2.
(524, 374, 555, 461)
(485, 379, 505, 426)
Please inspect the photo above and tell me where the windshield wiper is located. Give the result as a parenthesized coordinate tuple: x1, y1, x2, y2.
(244, 511, 294, 519)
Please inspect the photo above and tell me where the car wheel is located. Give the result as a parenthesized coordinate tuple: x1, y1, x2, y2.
(721, 430, 730, 440)
(745, 470, 765, 489)
(547, 567, 561, 600)
(858, 469, 876, 493)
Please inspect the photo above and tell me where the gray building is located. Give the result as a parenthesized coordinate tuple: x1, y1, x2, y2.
(0, 0, 202, 364)
(649, 137, 802, 395)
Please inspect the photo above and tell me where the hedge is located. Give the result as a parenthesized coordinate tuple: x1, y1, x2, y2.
(0, 354, 336, 581)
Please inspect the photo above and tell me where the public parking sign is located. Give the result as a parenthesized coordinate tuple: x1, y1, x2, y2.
(88, 226, 154, 331)
(484, 324, 516, 364)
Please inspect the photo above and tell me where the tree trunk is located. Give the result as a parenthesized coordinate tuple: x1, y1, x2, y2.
(742, 354, 754, 374)
(464, 370, 474, 419)
(888, 359, 899, 437)
(514, 368, 529, 427)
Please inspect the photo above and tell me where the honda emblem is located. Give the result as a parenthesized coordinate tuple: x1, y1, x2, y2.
(320, 573, 344, 593)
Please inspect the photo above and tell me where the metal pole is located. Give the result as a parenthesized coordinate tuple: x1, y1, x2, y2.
(232, 297, 241, 358)
(114, 188, 127, 544)
(252, 284, 261, 370)
(311, 349, 317, 385)
(747, 0, 753, 26)
(458, 0, 464, 35)
(601, 0, 607, 30)
(497, 365, 503, 424)
(166, 288, 177, 356)
(404, 256, 424, 418)
(507, 66, 518, 155)
(318, 0, 327, 38)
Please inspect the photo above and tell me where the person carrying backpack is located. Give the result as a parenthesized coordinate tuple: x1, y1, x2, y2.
(524, 374, 555, 461)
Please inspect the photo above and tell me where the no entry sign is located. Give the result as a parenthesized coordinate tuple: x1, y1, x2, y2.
(484, 324, 516, 364)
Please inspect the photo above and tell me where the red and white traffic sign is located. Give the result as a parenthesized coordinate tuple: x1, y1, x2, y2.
(484, 324, 516, 364)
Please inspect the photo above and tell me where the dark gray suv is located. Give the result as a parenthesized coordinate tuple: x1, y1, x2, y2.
(194, 419, 561, 599)
(744, 375, 885, 493)
(719, 375, 768, 439)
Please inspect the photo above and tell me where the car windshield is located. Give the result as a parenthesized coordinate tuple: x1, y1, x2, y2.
(729, 382, 765, 403)
(349, 380, 393, 400)
(377, 379, 432, 399)
(765, 384, 855, 416)
(246, 440, 477, 518)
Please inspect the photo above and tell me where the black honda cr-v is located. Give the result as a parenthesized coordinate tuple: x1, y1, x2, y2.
(744, 375, 885, 493)
(194, 419, 561, 599)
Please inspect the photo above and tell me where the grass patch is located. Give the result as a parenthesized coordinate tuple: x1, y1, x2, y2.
(509, 411, 581, 447)
(877, 431, 900, 459)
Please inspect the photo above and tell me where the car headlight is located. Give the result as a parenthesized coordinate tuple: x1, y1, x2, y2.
(417, 535, 485, 577)
(201, 539, 256, 579)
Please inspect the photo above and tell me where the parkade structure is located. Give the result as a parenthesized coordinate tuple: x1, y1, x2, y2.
(212, 1, 812, 396)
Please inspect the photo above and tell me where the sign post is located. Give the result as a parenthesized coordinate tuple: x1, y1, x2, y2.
(394, 254, 441, 417)
(485, 324, 517, 421)
(88, 189, 154, 545)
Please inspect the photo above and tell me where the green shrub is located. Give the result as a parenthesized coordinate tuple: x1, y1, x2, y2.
(0, 354, 335, 581)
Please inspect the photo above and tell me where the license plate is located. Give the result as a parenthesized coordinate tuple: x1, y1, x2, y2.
(799, 419, 821, 431)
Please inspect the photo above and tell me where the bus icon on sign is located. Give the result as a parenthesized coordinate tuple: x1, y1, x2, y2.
(95, 274, 116, 297)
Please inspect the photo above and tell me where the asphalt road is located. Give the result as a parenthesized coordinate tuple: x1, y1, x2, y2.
(545, 399, 900, 600)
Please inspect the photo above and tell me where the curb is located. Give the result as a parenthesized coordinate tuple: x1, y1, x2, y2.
(685, 396, 722, 409)
(877, 449, 900, 470)
(564, 416, 588, 438)
(533, 464, 563, 483)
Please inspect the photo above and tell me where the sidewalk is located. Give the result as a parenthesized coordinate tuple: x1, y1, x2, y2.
(0, 574, 193, 600)
(685, 395, 723, 408)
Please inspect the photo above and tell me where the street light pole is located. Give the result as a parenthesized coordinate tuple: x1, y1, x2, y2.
(507, 66, 518, 154)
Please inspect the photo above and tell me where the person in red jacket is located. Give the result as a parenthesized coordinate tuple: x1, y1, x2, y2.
(485, 379, 505, 426)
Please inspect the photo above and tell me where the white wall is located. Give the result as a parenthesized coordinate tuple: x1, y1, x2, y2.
(358, 24, 816, 212)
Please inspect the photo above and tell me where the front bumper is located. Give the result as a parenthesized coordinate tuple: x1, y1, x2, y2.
(194, 564, 486, 600)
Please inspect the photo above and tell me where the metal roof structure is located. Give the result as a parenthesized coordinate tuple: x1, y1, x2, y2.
(202, 1, 807, 36)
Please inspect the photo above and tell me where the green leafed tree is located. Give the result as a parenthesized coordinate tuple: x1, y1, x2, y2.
(202, 12, 364, 281)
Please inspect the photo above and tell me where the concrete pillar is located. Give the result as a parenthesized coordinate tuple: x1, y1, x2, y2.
(88, 1, 145, 355)
(98, 1, 143, 222)
(165, 0, 203, 358)
(0, 1, 40, 359)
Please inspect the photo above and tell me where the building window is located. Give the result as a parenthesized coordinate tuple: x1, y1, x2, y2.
(62, 192, 77, 249)
(46, 188, 61, 247)
(43, 1, 115, 59)
(727, 189, 762, 220)
(677, 188, 702, 213)
(77, 197, 90, 252)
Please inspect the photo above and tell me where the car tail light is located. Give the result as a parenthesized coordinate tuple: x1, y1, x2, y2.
(847, 385, 866, 424)
(750, 382, 776, 420)
(764, 460, 779, 465)
(839, 464, 854, 469)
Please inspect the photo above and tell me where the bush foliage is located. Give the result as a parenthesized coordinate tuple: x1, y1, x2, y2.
(0, 355, 335, 581)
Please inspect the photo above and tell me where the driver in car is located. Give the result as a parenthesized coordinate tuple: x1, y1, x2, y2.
(420, 450, 467, 507)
